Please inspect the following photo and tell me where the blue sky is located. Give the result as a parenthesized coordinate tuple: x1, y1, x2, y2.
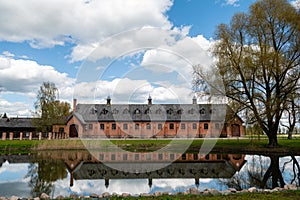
(0, 0, 299, 117)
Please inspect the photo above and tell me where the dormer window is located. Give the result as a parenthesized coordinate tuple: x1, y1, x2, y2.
(144, 109, 151, 114)
(167, 108, 173, 115)
(112, 109, 119, 114)
(200, 108, 205, 115)
(156, 109, 162, 114)
(188, 108, 195, 114)
(123, 108, 129, 114)
(134, 109, 141, 114)
(100, 109, 108, 115)
(210, 108, 216, 114)
(90, 107, 97, 114)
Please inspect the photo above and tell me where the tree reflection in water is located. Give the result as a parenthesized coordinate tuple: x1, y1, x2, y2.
(220, 155, 300, 190)
(282, 156, 300, 186)
(25, 158, 68, 197)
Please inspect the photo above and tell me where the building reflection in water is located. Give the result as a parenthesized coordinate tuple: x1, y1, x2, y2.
(36, 150, 246, 189)
(0, 151, 246, 191)
(1, 152, 299, 196)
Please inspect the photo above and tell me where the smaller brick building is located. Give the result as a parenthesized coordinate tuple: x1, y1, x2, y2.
(65, 96, 245, 138)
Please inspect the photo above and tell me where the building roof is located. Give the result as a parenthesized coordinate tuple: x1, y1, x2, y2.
(0, 117, 35, 129)
(72, 160, 241, 180)
(73, 103, 229, 123)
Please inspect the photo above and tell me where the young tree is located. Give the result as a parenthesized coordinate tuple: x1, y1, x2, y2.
(202, 0, 300, 146)
(33, 82, 70, 132)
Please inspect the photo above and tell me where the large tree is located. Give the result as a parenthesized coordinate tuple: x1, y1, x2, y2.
(33, 82, 70, 132)
(196, 0, 300, 146)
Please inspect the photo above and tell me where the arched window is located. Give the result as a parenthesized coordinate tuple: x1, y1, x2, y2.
(169, 123, 174, 130)
(204, 123, 209, 130)
(146, 123, 151, 130)
(158, 124, 163, 130)
(192, 123, 197, 129)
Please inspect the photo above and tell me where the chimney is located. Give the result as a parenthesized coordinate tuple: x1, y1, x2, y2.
(70, 173, 74, 187)
(192, 95, 197, 104)
(73, 99, 77, 112)
(148, 95, 152, 105)
(106, 96, 111, 106)
(105, 178, 109, 188)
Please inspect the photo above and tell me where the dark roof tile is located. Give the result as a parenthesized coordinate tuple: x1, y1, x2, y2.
(0, 118, 35, 128)
(75, 104, 228, 123)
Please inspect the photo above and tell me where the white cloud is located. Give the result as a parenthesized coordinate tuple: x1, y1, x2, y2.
(139, 33, 215, 84)
(0, 161, 28, 175)
(0, 98, 32, 117)
(0, 55, 75, 116)
(223, 0, 240, 7)
(71, 28, 217, 105)
(78, 27, 214, 80)
(73, 77, 194, 105)
(2, 51, 15, 58)
(191, 35, 214, 51)
(0, 0, 173, 49)
(71, 27, 190, 62)
(291, 0, 300, 9)
(0, 55, 74, 94)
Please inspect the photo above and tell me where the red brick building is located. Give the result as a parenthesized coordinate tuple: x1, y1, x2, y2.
(65, 96, 245, 138)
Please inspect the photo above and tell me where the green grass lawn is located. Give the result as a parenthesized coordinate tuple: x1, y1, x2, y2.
(0, 137, 300, 155)
(0, 140, 39, 154)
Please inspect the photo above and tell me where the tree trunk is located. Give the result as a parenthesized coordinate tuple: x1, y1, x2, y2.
(288, 131, 293, 140)
(267, 133, 279, 147)
(262, 155, 285, 189)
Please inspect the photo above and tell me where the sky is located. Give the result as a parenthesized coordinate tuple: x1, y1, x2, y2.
(0, 0, 299, 117)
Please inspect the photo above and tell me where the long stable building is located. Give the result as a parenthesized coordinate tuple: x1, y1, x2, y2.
(65, 96, 245, 138)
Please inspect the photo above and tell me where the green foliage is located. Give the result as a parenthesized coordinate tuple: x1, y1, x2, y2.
(33, 82, 71, 132)
(246, 124, 264, 136)
(25, 163, 53, 197)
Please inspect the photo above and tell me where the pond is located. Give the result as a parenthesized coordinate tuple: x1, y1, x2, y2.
(0, 150, 299, 198)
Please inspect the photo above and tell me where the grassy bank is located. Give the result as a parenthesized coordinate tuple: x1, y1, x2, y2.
(111, 138, 300, 155)
(0, 140, 39, 154)
(0, 138, 300, 155)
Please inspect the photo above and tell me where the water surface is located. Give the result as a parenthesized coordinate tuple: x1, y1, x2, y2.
(0, 151, 299, 198)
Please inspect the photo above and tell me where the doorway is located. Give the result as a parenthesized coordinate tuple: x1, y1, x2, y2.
(69, 124, 78, 137)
